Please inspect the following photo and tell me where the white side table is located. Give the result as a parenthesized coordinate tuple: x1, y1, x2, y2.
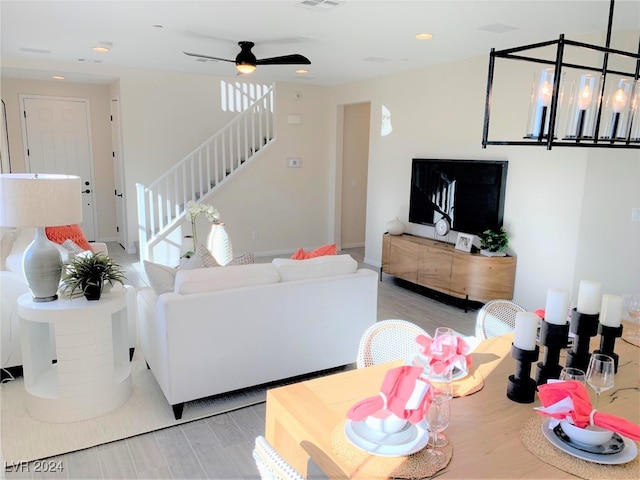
(18, 289, 132, 423)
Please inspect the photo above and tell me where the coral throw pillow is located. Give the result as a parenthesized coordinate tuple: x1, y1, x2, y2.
(290, 243, 337, 260)
(45, 224, 92, 251)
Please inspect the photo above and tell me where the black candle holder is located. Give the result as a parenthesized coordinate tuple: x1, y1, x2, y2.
(507, 343, 540, 404)
(593, 324, 623, 373)
(565, 309, 599, 372)
(536, 320, 570, 385)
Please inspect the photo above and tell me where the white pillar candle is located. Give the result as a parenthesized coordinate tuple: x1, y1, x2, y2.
(545, 288, 570, 325)
(514, 312, 539, 351)
(577, 280, 601, 314)
(600, 294, 623, 327)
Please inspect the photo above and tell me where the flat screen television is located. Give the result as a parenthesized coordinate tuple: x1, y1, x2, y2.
(408, 159, 508, 236)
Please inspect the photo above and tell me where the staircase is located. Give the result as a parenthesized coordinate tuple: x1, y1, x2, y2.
(136, 86, 275, 262)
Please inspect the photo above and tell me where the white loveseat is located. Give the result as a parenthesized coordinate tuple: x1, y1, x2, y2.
(137, 254, 378, 419)
(0, 227, 137, 370)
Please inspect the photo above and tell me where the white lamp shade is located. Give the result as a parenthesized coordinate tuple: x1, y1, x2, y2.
(0, 173, 82, 227)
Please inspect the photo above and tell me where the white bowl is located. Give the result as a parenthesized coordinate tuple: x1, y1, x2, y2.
(364, 410, 407, 434)
(560, 420, 614, 446)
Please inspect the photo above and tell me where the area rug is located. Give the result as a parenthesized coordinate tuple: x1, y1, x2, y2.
(1, 353, 341, 464)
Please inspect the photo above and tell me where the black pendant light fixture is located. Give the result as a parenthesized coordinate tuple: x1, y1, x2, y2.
(482, 0, 640, 150)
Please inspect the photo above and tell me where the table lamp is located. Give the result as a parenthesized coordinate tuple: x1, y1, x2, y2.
(0, 173, 82, 302)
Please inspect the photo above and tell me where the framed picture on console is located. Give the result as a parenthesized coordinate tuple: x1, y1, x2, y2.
(455, 233, 474, 253)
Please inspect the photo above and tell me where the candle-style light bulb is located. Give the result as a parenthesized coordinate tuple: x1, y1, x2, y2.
(577, 84, 593, 110)
(539, 81, 553, 107)
(612, 88, 628, 113)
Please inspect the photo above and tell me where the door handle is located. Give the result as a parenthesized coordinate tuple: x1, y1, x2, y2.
(117, 193, 123, 197)
(82, 189, 91, 194)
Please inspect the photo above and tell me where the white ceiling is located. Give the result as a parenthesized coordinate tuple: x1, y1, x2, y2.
(1, 0, 639, 86)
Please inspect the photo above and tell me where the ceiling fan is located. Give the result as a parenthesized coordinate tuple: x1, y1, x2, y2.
(184, 41, 311, 74)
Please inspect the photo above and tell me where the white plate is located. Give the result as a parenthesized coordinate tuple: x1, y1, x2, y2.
(344, 420, 430, 457)
(541, 419, 638, 465)
(351, 420, 417, 446)
(409, 356, 469, 381)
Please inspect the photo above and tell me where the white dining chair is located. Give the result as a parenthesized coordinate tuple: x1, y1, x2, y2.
(253, 435, 304, 480)
(356, 319, 429, 368)
(475, 299, 526, 340)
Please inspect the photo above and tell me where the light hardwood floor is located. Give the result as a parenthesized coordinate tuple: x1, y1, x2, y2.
(4, 245, 478, 480)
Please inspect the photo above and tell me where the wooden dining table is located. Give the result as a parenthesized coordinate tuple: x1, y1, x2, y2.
(265, 331, 640, 479)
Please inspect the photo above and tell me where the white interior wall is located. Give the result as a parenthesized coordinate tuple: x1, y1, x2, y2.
(1, 28, 637, 310)
(115, 72, 334, 257)
(331, 34, 639, 310)
(0, 78, 117, 241)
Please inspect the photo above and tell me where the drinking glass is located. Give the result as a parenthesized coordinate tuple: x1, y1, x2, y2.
(559, 367, 586, 385)
(424, 395, 450, 463)
(585, 354, 615, 408)
(430, 365, 453, 399)
(434, 327, 454, 338)
(429, 366, 453, 446)
(627, 294, 640, 341)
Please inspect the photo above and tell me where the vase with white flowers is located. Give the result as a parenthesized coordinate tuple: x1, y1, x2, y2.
(184, 200, 220, 258)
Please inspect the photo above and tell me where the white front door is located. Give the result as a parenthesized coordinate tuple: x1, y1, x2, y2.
(110, 97, 128, 249)
(21, 96, 97, 241)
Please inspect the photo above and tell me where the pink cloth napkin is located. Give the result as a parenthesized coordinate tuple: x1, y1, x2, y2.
(347, 366, 432, 424)
(536, 381, 640, 440)
(415, 334, 472, 375)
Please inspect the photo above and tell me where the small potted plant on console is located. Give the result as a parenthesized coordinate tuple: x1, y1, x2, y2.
(61, 252, 126, 301)
(479, 227, 509, 257)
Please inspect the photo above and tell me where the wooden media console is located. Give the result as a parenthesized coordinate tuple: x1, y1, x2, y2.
(381, 233, 516, 305)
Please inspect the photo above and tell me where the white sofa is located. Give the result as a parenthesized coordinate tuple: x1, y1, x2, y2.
(0, 227, 137, 370)
(137, 254, 378, 419)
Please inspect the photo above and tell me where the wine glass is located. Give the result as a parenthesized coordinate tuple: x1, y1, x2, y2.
(627, 294, 640, 341)
(434, 327, 454, 338)
(429, 366, 453, 446)
(585, 354, 615, 408)
(424, 395, 450, 463)
(559, 367, 586, 385)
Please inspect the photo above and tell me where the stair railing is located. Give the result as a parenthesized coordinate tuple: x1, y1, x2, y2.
(136, 87, 274, 262)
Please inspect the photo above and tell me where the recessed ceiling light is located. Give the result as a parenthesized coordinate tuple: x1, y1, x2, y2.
(52, 75, 65, 80)
(416, 33, 433, 40)
(295, 69, 309, 74)
(92, 42, 112, 53)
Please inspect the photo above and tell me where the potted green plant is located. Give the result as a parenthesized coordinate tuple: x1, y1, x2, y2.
(61, 252, 126, 300)
(479, 227, 509, 257)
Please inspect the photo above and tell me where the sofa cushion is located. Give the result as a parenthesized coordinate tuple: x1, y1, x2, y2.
(143, 254, 209, 296)
(272, 254, 358, 282)
(62, 239, 87, 255)
(45, 224, 92, 251)
(174, 263, 280, 295)
(228, 251, 255, 266)
(143, 260, 177, 296)
(193, 243, 219, 267)
(290, 243, 337, 260)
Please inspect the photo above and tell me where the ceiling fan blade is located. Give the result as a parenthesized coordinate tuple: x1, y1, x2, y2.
(183, 51, 235, 63)
(255, 54, 311, 66)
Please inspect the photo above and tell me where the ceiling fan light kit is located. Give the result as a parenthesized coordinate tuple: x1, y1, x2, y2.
(482, 0, 640, 150)
(184, 40, 310, 75)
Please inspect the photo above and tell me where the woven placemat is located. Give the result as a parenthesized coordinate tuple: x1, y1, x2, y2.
(520, 416, 639, 479)
(330, 422, 451, 479)
(451, 367, 484, 397)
